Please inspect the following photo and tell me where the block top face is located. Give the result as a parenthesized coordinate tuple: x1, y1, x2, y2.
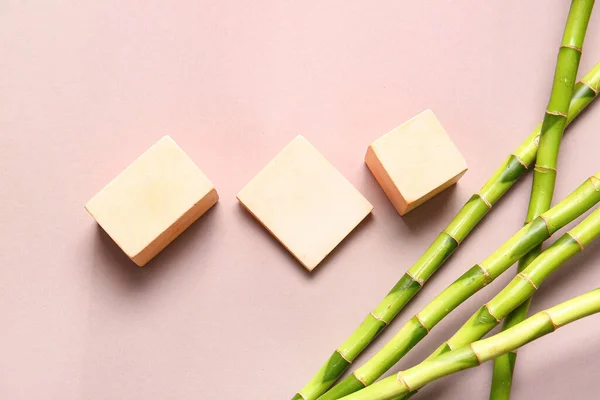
(370, 109, 467, 203)
(237, 135, 373, 271)
(85, 136, 215, 259)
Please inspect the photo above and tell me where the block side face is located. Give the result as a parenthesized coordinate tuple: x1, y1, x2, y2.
(365, 146, 409, 216)
(237, 135, 372, 270)
(132, 188, 219, 266)
(373, 110, 468, 204)
(86, 136, 215, 258)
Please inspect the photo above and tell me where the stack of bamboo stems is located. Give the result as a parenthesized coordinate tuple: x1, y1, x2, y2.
(293, 2, 599, 399)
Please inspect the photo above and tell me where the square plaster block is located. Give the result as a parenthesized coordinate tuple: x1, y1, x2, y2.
(365, 109, 467, 216)
(237, 135, 373, 271)
(85, 136, 218, 266)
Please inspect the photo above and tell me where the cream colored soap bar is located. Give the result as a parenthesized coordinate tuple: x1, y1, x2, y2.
(237, 135, 373, 271)
(85, 136, 218, 266)
(366, 109, 467, 216)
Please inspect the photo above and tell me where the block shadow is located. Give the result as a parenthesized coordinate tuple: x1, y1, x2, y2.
(235, 202, 374, 280)
(90, 204, 219, 292)
(400, 185, 460, 234)
(359, 163, 465, 236)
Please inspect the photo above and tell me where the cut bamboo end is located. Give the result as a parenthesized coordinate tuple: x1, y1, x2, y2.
(237, 135, 373, 271)
(85, 136, 218, 266)
(365, 109, 468, 216)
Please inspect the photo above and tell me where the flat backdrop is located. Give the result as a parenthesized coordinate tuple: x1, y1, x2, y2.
(2, 1, 600, 399)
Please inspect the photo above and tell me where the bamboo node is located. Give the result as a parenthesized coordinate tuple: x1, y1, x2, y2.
(589, 176, 600, 192)
(534, 164, 557, 174)
(477, 264, 492, 286)
(335, 348, 352, 364)
(295, 392, 307, 400)
(442, 229, 461, 245)
(517, 272, 538, 290)
(539, 214, 552, 236)
(545, 109, 568, 118)
(566, 232, 584, 251)
(476, 192, 492, 209)
(414, 313, 431, 334)
(544, 311, 559, 331)
(353, 371, 368, 387)
(510, 153, 528, 169)
(406, 270, 425, 287)
(580, 79, 600, 96)
(484, 303, 501, 322)
(470, 343, 483, 365)
(397, 373, 414, 392)
(370, 311, 389, 326)
(560, 43, 582, 52)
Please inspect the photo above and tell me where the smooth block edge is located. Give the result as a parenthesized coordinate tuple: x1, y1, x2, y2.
(85, 136, 219, 266)
(237, 135, 373, 271)
(366, 110, 468, 215)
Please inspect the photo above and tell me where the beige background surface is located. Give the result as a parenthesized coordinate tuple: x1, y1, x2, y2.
(2, 1, 600, 399)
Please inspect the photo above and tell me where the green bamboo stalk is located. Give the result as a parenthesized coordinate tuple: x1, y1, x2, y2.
(318, 172, 600, 400)
(293, 61, 600, 400)
(491, 2, 594, 398)
(337, 288, 600, 400)
(375, 67, 600, 400)
(392, 195, 600, 400)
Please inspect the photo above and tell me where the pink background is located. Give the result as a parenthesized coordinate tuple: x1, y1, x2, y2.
(2, 1, 600, 399)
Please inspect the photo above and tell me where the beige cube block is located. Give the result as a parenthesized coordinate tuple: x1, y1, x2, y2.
(237, 136, 373, 271)
(85, 136, 218, 266)
(366, 109, 467, 216)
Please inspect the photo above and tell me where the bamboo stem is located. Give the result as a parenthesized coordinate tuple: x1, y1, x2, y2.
(317, 172, 600, 400)
(391, 199, 600, 400)
(293, 60, 600, 400)
(491, 2, 594, 398)
(338, 288, 600, 400)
